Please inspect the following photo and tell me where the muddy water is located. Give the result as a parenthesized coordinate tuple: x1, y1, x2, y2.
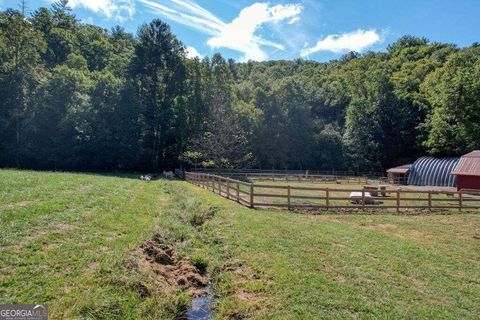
(186, 285, 215, 320)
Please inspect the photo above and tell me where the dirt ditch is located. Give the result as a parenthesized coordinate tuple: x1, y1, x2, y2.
(134, 234, 209, 297)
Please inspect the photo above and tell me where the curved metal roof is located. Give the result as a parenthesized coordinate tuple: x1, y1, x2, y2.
(407, 157, 460, 187)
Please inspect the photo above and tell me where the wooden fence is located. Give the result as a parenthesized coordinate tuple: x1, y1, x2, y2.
(193, 168, 384, 178)
(185, 172, 480, 212)
(212, 172, 370, 184)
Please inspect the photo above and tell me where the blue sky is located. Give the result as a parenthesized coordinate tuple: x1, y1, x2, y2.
(1, 0, 478, 61)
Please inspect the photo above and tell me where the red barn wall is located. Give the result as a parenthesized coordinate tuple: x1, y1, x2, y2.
(457, 175, 480, 191)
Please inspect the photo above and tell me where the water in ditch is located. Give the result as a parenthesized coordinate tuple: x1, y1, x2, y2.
(186, 285, 215, 320)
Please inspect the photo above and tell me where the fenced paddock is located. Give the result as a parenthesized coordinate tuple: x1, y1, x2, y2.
(185, 172, 480, 212)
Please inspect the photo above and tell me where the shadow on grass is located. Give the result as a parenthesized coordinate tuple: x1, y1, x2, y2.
(0, 167, 182, 181)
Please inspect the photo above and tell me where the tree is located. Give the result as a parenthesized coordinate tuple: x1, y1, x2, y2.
(343, 72, 401, 171)
(130, 19, 187, 170)
(312, 124, 345, 170)
(388, 35, 429, 54)
(421, 48, 480, 155)
(182, 110, 254, 169)
(0, 9, 46, 167)
(25, 63, 91, 169)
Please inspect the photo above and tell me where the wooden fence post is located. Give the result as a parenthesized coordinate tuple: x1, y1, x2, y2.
(459, 191, 463, 212)
(362, 189, 365, 210)
(236, 182, 240, 203)
(287, 185, 291, 210)
(396, 190, 400, 213)
(326, 188, 330, 210)
(249, 183, 254, 208)
(212, 176, 215, 193)
(227, 179, 230, 199)
(428, 191, 432, 211)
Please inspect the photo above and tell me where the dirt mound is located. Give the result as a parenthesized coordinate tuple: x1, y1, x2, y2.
(135, 234, 208, 296)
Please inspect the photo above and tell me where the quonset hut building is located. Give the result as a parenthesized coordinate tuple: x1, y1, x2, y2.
(386, 151, 480, 189)
(407, 157, 460, 187)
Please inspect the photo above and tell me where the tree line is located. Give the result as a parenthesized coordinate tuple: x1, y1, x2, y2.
(1, 1, 479, 172)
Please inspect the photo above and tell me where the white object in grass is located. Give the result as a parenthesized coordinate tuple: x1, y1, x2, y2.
(349, 192, 373, 204)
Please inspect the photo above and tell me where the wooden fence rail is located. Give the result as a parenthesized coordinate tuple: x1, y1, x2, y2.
(193, 168, 385, 177)
(185, 172, 480, 212)
(192, 171, 371, 184)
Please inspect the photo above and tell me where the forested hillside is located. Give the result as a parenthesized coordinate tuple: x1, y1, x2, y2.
(1, 1, 479, 172)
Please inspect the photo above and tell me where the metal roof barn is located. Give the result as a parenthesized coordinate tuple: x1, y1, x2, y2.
(451, 151, 480, 176)
(407, 157, 460, 187)
(451, 150, 480, 190)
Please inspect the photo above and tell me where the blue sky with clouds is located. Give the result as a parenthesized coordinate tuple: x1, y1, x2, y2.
(1, 0, 478, 62)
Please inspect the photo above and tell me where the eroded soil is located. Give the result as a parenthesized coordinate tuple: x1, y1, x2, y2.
(134, 234, 208, 297)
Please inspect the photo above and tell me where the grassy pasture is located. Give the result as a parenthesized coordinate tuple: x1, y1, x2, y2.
(1, 169, 480, 319)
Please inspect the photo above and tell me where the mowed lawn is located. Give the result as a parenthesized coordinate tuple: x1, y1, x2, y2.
(1, 170, 479, 319)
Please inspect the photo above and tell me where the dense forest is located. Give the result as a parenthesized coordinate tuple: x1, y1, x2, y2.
(1, 1, 479, 172)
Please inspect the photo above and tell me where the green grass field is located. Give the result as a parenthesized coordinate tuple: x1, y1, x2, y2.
(1, 170, 480, 319)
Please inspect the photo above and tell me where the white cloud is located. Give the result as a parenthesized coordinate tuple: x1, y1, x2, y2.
(54, 0, 135, 22)
(207, 3, 302, 61)
(140, 0, 303, 61)
(301, 29, 381, 57)
(139, 0, 222, 35)
(186, 46, 203, 59)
